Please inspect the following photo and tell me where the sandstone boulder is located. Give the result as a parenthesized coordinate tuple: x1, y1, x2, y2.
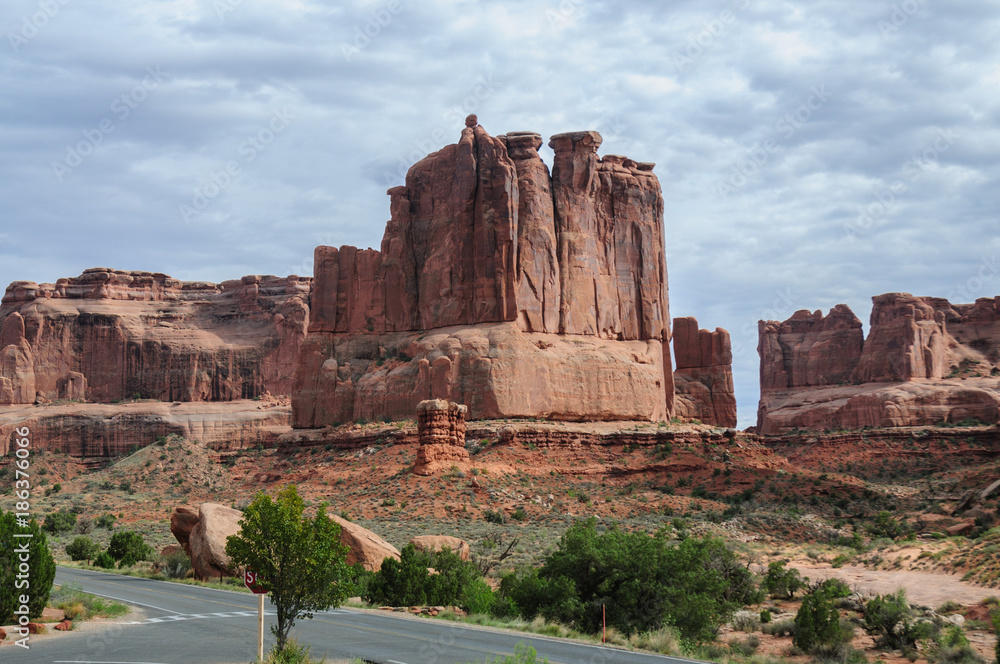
(54, 620, 72, 631)
(409, 535, 471, 561)
(160, 544, 183, 558)
(332, 515, 400, 572)
(177, 503, 243, 580)
(169, 505, 200, 557)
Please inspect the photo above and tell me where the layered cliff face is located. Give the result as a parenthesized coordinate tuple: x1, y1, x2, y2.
(672, 317, 737, 427)
(0, 269, 310, 404)
(757, 294, 1000, 433)
(294, 118, 675, 425)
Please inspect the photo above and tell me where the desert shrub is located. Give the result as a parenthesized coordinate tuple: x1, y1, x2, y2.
(160, 549, 192, 579)
(816, 577, 852, 599)
(732, 609, 761, 632)
(863, 589, 933, 649)
(760, 608, 772, 623)
(762, 618, 796, 637)
(42, 510, 77, 535)
(866, 511, 912, 540)
(477, 642, 549, 664)
(107, 530, 153, 567)
(762, 560, 805, 599)
(729, 634, 760, 657)
(51, 583, 128, 620)
(484, 509, 506, 525)
(928, 625, 983, 664)
(66, 536, 102, 562)
(95, 513, 117, 529)
(73, 517, 94, 535)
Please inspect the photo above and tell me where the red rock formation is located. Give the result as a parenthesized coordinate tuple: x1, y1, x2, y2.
(758, 295, 1000, 433)
(0, 401, 291, 457)
(414, 399, 469, 475)
(409, 535, 471, 561)
(294, 119, 673, 426)
(332, 515, 401, 572)
(672, 317, 737, 427)
(0, 269, 310, 404)
(169, 503, 242, 580)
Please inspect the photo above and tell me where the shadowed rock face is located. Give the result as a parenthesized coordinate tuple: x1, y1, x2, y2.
(672, 317, 737, 428)
(294, 119, 676, 426)
(757, 294, 1000, 433)
(0, 270, 310, 404)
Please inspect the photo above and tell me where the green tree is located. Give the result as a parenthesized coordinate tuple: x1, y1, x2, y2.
(42, 510, 77, 535)
(107, 530, 152, 567)
(225, 484, 351, 653)
(863, 589, 930, 649)
(794, 587, 843, 653)
(762, 560, 805, 599)
(0, 507, 56, 623)
(66, 536, 102, 562)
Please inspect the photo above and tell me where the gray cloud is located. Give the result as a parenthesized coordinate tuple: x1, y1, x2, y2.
(2, 0, 998, 427)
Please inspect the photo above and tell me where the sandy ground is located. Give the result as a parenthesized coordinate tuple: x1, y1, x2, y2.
(792, 562, 997, 607)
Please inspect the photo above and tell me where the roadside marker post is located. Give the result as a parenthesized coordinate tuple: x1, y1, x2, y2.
(244, 570, 268, 661)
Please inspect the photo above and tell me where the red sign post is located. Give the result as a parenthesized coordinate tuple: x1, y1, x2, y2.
(244, 570, 267, 660)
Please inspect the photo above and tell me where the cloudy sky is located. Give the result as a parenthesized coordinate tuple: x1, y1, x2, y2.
(2, 0, 998, 427)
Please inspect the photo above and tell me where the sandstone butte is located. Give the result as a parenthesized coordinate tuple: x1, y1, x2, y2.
(0, 117, 740, 436)
(293, 117, 734, 427)
(757, 293, 1000, 434)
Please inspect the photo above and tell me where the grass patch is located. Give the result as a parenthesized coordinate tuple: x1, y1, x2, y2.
(51, 583, 129, 620)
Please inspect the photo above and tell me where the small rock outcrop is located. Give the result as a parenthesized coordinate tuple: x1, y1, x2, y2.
(332, 515, 401, 571)
(414, 400, 469, 476)
(672, 317, 737, 427)
(0, 270, 310, 404)
(293, 119, 674, 427)
(758, 294, 1000, 433)
(409, 535, 471, 561)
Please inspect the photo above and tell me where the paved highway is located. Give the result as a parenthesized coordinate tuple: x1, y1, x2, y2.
(7, 567, 697, 664)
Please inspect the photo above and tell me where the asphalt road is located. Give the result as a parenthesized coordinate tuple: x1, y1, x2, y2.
(5, 566, 698, 664)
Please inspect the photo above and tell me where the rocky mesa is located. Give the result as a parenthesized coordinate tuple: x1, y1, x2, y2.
(757, 293, 1000, 433)
(0, 270, 310, 405)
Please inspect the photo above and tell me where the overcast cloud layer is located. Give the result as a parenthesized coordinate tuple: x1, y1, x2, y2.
(2, 0, 998, 427)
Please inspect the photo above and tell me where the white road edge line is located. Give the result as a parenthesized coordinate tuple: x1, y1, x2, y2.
(54, 661, 172, 664)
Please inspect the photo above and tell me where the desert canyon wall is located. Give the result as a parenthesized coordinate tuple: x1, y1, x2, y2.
(672, 317, 737, 428)
(0, 270, 310, 405)
(757, 293, 1000, 433)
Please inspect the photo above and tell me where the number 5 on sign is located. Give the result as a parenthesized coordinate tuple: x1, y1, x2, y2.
(244, 570, 267, 660)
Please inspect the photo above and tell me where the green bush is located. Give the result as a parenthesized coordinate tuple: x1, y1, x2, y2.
(0, 508, 56, 622)
(863, 589, 932, 649)
(794, 587, 844, 653)
(762, 560, 804, 599)
(42, 510, 77, 535)
(866, 511, 912, 540)
(107, 530, 153, 567)
(95, 513, 117, 529)
(93, 551, 116, 569)
(762, 618, 795, 637)
(66, 536, 102, 562)
(364, 545, 485, 609)
(760, 608, 772, 624)
(497, 518, 759, 641)
(484, 509, 506, 525)
(817, 577, 852, 599)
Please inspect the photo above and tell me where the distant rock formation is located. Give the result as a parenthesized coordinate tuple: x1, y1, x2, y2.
(0, 269, 310, 404)
(757, 294, 1000, 433)
(414, 399, 469, 475)
(293, 118, 675, 426)
(672, 317, 737, 427)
